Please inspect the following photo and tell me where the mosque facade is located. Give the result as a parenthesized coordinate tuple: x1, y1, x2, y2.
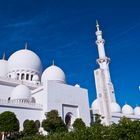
(0, 22, 139, 133)
(0, 44, 90, 132)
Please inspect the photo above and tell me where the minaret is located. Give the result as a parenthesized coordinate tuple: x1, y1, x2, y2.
(94, 21, 116, 125)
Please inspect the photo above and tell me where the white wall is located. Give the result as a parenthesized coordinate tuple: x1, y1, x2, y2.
(0, 80, 91, 131)
(0, 84, 14, 99)
(46, 81, 91, 126)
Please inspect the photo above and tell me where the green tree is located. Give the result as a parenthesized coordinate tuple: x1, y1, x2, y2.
(0, 111, 19, 134)
(23, 120, 38, 136)
(20, 117, 140, 140)
(110, 117, 140, 140)
(90, 124, 110, 140)
(73, 118, 86, 131)
(18, 134, 47, 140)
(42, 110, 67, 134)
(90, 114, 110, 140)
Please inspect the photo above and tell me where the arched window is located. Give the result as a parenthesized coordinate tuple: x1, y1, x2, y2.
(21, 73, 25, 80)
(26, 74, 29, 80)
(31, 75, 33, 81)
(17, 73, 20, 79)
(8, 97, 10, 103)
(65, 112, 73, 127)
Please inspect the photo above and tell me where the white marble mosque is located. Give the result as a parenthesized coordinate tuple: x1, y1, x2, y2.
(0, 43, 90, 133)
(0, 22, 139, 133)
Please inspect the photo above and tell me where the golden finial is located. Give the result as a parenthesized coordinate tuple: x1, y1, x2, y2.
(25, 42, 28, 50)
(2, 52, 5, 60)
(96, 20, 99, 26)
(52, 60, 55, 66)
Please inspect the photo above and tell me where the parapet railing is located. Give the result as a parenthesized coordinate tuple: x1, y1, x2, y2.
(0, 98, 43, 109)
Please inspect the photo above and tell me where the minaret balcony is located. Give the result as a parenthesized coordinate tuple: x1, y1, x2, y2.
(96, 39, 105, 45)
(96, 57, 110, 64)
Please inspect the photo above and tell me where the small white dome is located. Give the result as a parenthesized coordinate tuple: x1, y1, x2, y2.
(122, 104, 133, 115)
(41, 65, 66, 84)
(0, 59, 8, 77)
(91, 99, 99, 111)
(11, 84, 31, 100)
(134, 106, 140, 115)
(8, 49, 42, 75)
(111, 102, 121, 113)
(32, 74, 39, 81)
(75, 84, 80, 87)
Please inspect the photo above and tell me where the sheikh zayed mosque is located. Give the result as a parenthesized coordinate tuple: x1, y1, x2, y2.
(0, 22, 139, 132)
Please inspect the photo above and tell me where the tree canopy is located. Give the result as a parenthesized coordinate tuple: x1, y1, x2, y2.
(1, 110, 140, 140)
(110, 117, 140, 140)
(23, 119, 38, 136)
(42, 110, 67, 134)
(45, 117, 140, 140)
(73, 118, 86, 131)
(0, 111, 19, 133)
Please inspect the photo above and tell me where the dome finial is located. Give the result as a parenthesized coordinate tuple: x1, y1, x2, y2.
(52, 60, 55, 66)
(25, 42, 28, 50)
(96, 20, 99, 26)
(2, 52, 5, 60)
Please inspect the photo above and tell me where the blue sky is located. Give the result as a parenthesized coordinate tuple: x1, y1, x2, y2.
(0, 0, 140, 107)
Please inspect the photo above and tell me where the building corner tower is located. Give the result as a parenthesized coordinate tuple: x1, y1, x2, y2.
(94, 21, 116, 125)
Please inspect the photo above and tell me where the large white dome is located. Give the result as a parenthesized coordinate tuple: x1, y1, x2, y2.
(91, 99, 99, 111)
(0, 59, 8, 77)
(111, 102, 121, 113)
(11, 84, 31, 100)
(41, 65, 66, 84)
(8, 49, 42, 74)
(122, 104, 133, 115)
(134, 106, 140, 116)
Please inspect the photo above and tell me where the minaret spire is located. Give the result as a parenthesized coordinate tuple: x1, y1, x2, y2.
(96, 20, 100, 31)
(95, 21, 110, 68)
